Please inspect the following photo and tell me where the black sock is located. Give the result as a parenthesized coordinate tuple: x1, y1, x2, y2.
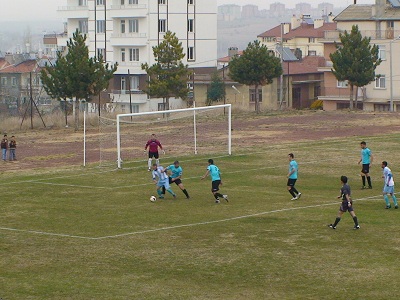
(362, 176, 366, 186)
(182, 189, 189, 198)
(214, 194, 219, 200)
(289, 189, 296, 197)
(353, 216, 358, 226)
(367, 176, 372, 187)
(215, 192, 224, 198)
(162, 186, 166, 195)
(333, 217, 341, 227)
(292, 187, 299, 195)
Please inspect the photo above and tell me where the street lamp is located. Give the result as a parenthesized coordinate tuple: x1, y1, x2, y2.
(389, 36, 400, 112)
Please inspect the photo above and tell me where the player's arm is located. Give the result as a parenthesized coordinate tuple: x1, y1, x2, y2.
(369, 153, 373, 166)
(201, 170, 210, 180)
(287, 166, 295, 178)
(345, 193, 352, 206)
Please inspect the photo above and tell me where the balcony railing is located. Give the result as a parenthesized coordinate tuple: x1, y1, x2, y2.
(324, 29, 400, 40)
(110, 4, 147, 9)
(58, 6, 88, 11)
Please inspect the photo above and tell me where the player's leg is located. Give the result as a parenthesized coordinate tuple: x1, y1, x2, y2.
(164, 180, 176, 198)
(329, 210, 344, 229)
(383, 191, 391, 209)
(148, 152, 153, 171)
(156, 185, 164, 198)
(155, 152, 160, 166)
(349, 209, 360, 229)
(391, 192, 398, 208)
(366, 173, 372, 188)
(361, 165, 367, 188)
(287, 179, 297, 200)
(177, 181, 190, 199)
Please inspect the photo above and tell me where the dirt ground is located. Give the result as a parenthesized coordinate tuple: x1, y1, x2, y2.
(2, 110, 400, 172)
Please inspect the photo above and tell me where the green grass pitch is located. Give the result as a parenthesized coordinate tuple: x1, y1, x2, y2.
(1, 135, 400, 299)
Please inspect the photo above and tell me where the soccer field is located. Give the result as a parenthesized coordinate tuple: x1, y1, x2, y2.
(1, 132, 400, 299)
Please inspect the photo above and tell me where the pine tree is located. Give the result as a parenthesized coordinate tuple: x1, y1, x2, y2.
(330, 25, 381, 109)
(141, 31, 190, 110)
(229, 40, 282, 113)
(206, 71, 225, 106)
(41, 30, 117, 130)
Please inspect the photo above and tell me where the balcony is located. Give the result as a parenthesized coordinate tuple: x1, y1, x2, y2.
(110, 32, 147, 46)
(58, 6, 89, 19)
(110, 90, 148, 104)
(109, 4, 147, 18)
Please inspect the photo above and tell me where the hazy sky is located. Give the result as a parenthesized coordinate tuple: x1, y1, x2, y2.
(0, 0, 376, 22)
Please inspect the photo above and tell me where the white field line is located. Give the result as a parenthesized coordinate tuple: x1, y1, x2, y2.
(0, 155, 361, 190)
(0, 195, 383, 241)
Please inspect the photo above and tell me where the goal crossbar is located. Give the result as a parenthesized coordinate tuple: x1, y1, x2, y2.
(116, 104, 232, 168)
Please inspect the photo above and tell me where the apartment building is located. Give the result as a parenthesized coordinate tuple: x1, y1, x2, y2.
(319, 0, 400, 111)
(58, 0, 217, 112)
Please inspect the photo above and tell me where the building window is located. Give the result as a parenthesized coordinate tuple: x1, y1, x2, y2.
(129, 0, 138, 3)
(78, 20, 88, 34)
(11, 77, 17, 86)
(387, 20, 394, 28)
(1, 77, 7, 86)
(188, 19, 194, 32)
(129, 48, 139, 61)
(96, 20, 105, 33)
(121, 48, 126, 62)
(158, 19, 167, 33)
(96, 0, 104, 5)
(308, 50, 316, 56)
(130, 104, 139, 113)
(249, 89, 262, 102)
(337, 80, 348, 88)
(121, 20, 126, 33)
(187, 47, 195, 60)
(129, 76, 139, 90)
(129, 19, 139, 33)
(158, 0, 166, 4)
(97, 48, 105, 59)
(309, 37, 315, 43)
(158, 103, 166, 111)
(375, 75, 386, 88)
(378, 45, 386, 60)
(121, 77, 126, 91)
(188, 0, 194, 4)
(79, 0, 88, 6)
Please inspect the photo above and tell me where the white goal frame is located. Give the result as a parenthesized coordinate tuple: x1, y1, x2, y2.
(116, 104, 232, 168)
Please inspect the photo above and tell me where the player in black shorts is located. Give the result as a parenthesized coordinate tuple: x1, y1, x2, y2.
(328, 176, 360, 230)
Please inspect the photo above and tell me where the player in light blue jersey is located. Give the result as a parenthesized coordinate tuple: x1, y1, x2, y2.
(381, 161, 398, 209)
(164, 161, 190, 199)
(201, 159, 228, 203)
(358, 141, 373, 189)
(287, 153, 302, 200)
(151, 164, 176, 199)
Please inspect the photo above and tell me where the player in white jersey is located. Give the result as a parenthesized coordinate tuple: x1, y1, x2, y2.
(381, 161, 398, 209)
(152, 164, 176, 199)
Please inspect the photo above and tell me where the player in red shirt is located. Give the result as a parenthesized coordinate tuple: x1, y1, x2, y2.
(144, 134, 164, 171)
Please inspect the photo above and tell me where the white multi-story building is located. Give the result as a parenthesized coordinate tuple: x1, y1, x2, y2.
(58, 0, 217, 112)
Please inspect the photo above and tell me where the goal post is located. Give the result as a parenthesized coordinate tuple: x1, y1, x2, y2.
(107, 104, 232, 169)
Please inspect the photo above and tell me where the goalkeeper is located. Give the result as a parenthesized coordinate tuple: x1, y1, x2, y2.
(144, 134, 164, 171)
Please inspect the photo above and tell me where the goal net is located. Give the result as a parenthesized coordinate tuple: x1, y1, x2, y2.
(99, 104, 232, 168)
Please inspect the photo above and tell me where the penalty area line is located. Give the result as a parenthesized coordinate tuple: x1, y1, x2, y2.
(0, 195, 382, 241)
(93, 195, 382, 240)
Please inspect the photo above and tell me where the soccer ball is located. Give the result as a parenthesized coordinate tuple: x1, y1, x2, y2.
(150, 196, 157, 202)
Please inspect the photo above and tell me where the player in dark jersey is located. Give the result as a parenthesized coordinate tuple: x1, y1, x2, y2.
(144, 134, 164, 171)
(328, 176, 360, 230)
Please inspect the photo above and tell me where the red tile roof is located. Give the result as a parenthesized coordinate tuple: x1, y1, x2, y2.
(258, 22, 337, 39)
(0, 59, 39, 74)
(218, 51, 244, 63)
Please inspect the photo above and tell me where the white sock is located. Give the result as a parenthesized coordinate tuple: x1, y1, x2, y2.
(156, 159, 160, 166)
(148, 158, 152, 169)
